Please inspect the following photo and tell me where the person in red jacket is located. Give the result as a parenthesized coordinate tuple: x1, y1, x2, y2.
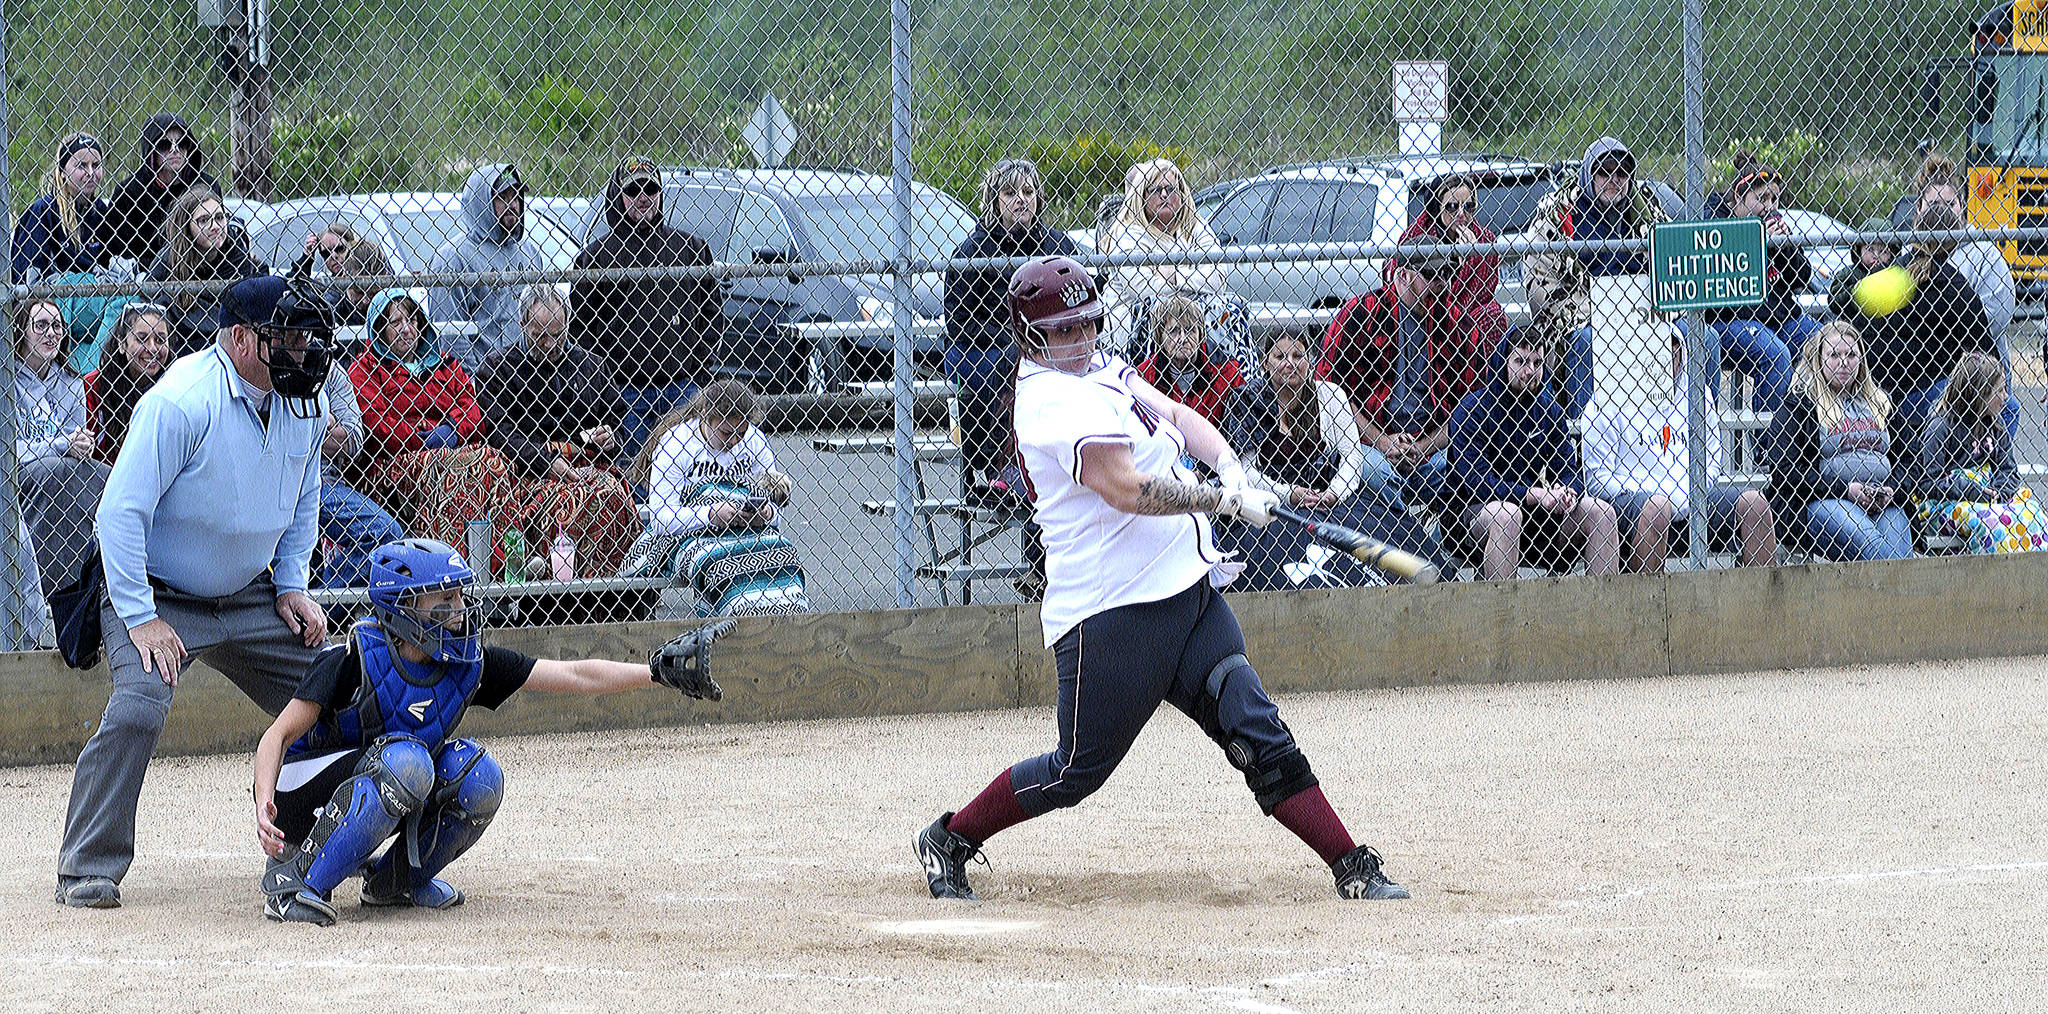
(1132, 294, 1243, 430)
(350, 288, 515, 573)
(1317, 238, 1487, 509)
(1397, 174, 1510, 356)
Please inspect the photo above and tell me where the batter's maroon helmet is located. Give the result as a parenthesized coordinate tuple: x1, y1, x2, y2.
(1007, 255, 1104, 349)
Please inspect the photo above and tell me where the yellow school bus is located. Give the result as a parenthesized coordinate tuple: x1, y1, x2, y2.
(1967, 1, 2048, 283)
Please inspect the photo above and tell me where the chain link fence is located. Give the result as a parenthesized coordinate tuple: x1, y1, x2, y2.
(2, 0, 2043, 642)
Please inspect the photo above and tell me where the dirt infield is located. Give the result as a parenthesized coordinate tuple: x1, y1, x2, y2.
(2, 657, 2043, 1012)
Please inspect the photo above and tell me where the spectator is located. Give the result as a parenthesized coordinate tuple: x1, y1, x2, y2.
(1899, 157, 2020, 433)
(1914, 351, 2042, 554)
(1224, 328, 1365, 508)
(1218, 328, 1447, 589)
(570, 156, 724, 464)
(287, 222, 361, 281)
(479, 285, 639, 578)
(1862, 202, 1996, 458)
(1134, 294, 1243, 430)
(1443, 331, 1622, 580)
(329, 239, 391, 328)
(1828, 218, 1898, 321)
(314, 357, 404, 591)
(1523, 137, 1673, 418)
(104, 113, 221, 269)
(1100, 158, 1226, 359)
(1700, 153, 1818, 415)
(626, 380, 807, 614)
(943, 158, 1079, 501)
(1583, 330, 1776, 572)
(1760, 321, 1914, 561)
(351, 288, 514, 573)
(12, 132, 111, 283)
(1317, 237, 1487, 509)
(430, 163, 543, 374)
(11, 298, 111, 597)
(1891, 155, 2017, 347)
(1399, 173, 1510, 353)
(144, 187, 267, 356)
(56, 274, 332, 910)
(82, 302, 173, 463)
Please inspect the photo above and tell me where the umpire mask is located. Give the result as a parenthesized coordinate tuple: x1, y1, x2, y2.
(255, 278, 340, 418)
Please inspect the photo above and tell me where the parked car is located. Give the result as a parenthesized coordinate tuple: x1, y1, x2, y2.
(579, 166, 977, 393)
(244, 193, 583, 279)
(1184, 155, 1563, 310)
(530, 196, 598, 249)
(1777, 208, 1855, 295)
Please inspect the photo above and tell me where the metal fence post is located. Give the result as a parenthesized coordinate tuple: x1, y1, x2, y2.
(1681, 0, 1713, 571)
(887, 0, 918, 608)
(0, 0, 38, 650)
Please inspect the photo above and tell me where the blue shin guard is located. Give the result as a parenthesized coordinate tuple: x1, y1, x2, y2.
(364, 739, 503, 908)
(300, 736, 435, 895)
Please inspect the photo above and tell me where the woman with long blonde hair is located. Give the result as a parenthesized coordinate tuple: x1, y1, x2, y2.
(1098, 158, 1226, 357)
(1761, 321, 1913, 560)
(10, 132, 110, 282)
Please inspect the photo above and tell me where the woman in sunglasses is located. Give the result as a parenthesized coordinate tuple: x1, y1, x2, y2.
(1399, 174, 1509, 355)
(82, 303, 174, 463)
(105, 112, 222, 268)
(1698, 151, 1814, 417)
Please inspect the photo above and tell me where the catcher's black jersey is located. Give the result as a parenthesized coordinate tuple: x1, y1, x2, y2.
(294, 642, 536, 714)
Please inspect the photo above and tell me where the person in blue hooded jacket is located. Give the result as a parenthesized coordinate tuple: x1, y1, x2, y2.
(428, 163, 545, 374)
(1443, 329, 1621, 580)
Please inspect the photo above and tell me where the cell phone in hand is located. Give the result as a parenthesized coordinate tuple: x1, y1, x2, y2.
(741, 496, 770, 513)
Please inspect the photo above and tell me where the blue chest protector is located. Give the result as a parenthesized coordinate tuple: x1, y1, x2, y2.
(288, 621, 485, 757)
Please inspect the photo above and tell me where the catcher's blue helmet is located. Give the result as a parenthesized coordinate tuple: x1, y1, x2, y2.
(366, 538, 483, 663)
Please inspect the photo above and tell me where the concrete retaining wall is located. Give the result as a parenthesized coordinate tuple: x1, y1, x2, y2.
(4, 553, 2040, 768)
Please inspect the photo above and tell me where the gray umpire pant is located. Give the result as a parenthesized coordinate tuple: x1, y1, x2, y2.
(56, 577, 318, 884)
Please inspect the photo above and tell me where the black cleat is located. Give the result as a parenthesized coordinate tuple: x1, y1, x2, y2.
(1333, 845, 1409, 900)
(914, 813, 985, 900)
(264, 888, 338, 926)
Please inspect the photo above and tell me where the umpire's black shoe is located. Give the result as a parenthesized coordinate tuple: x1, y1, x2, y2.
(1333, 845, 1410, 900)
(914, 813, 984, 900)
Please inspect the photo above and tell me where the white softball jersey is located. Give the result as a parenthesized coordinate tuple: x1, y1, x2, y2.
(1015, 353, 1222, 647)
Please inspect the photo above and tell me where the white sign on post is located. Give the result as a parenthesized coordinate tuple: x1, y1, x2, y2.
(1391, 61, 1449, 122)
(744, 93, 797, 169)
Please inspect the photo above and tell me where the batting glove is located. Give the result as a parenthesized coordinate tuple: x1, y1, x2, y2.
(1217, 486, 1280, 527)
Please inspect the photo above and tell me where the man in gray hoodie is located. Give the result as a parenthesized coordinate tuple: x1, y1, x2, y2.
(429, 164, 543, 374)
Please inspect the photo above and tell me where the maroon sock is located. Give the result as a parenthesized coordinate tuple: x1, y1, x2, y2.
(1271, 786, 1356, 866)
(945, 767, 1031, 844)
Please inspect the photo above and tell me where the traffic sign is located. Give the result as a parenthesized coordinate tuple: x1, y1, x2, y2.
(744, 93, 796, 169)
(1650, 219, 1766, 312)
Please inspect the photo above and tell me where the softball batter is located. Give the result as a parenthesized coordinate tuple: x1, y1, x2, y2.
(914, 255, 1407, 902)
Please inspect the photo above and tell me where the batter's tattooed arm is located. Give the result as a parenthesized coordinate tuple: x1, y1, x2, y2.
(1131, 475, 1224, 516)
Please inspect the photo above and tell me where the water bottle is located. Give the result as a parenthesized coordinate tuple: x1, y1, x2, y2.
(501, 529, 527, 584)
(549, 527, 577, 582)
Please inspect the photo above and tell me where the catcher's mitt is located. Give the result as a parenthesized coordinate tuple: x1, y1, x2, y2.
(650, 620, 735, 701)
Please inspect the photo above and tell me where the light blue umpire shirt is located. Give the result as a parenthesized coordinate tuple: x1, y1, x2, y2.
(96, 343, 324, 629)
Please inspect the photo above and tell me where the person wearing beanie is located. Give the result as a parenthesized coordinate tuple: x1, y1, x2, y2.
(13, 132, 112, 282)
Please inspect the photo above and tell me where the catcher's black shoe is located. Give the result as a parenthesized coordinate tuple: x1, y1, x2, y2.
(1333, 845, 1409, 900)
(914, 813, 985, 900)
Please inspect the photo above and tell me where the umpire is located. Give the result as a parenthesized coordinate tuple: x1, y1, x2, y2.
(56, 275, 337, 909)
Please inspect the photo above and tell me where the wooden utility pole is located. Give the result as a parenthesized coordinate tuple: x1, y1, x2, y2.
(223, 0, 274, 199)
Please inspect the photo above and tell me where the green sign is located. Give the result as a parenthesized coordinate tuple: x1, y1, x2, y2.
(1650, 218, 1767, 312)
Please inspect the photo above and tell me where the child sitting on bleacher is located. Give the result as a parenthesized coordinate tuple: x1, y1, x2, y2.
(1913, 351, 2045, 554)
(621, 380, 808, 615)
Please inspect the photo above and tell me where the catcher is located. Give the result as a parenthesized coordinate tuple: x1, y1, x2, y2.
(249, 538, 728, 926)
